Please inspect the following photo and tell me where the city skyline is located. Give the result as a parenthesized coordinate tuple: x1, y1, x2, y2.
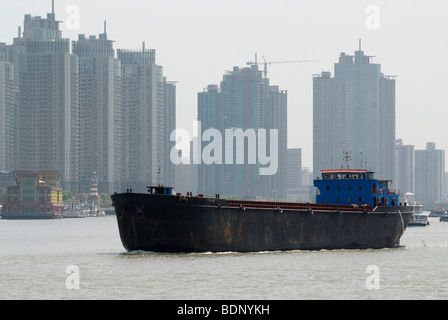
(0, 6, 177, 194)
(2, 0, 447, 171)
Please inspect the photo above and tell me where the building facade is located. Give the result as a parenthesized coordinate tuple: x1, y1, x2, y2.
(313, 45, 396, 183)
(198, 65, 287, 199)
(395, 139, 415, 196)
(16, 13, 79, 192)
(3, 170, 64, 218)
(0, 44, 16, 172)
(72, 29, 122, 194)
(415, 142, 445, 204)
(118, 46, 175, 192)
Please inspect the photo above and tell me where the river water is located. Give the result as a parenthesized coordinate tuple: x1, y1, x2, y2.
(1, 215, 447, 300)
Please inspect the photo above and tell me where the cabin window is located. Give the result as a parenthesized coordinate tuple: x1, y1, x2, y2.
(359, 197, 363, 203)
(359, 186, 362, 191)
(326, 186, 330, 191)
(348, 186, 351, 191)
(336, 197, 340, 202)
(337, 186, 340, 191)
(325, 197, 329, 203)
(347, 197, 351, 203)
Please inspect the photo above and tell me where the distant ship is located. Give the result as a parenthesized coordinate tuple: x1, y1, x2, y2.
(408, 205, 430, 227)
(429, 205, 447, 217)
(111, 168, 412, 253)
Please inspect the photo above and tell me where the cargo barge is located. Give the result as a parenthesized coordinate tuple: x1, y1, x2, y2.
(111, 169, 412, 253)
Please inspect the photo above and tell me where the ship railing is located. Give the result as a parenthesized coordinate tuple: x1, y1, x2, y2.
(226, 200, 371, 212)
(371, 189, 400, 196)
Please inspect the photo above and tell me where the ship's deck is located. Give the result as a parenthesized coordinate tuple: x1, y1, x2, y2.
(226, 200, 371, 212)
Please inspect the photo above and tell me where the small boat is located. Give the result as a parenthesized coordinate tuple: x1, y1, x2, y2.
(408, 205, 430, 227)
(429, 205, 447, 217)
(440, 216, 448, 223)
(62, 209, 88, 218)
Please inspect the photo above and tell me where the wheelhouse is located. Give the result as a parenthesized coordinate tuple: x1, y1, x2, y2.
(147, 186, 173, 195)
(314, 169, 400, 209)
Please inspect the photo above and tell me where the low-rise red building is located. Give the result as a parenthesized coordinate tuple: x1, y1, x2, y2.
(2, 170, 64, 219)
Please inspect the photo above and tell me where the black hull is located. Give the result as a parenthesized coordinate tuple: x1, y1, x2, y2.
(111, 193, 413, 253)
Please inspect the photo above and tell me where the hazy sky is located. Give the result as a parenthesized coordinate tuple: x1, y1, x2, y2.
(2, 0, 448, 170)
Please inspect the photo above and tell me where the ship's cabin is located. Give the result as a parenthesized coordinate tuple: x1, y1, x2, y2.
(314, 169, 400, 208)
(147, 186, 173, 195)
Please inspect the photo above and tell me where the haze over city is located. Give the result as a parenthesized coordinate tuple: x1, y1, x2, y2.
(1, 0, 447, 170)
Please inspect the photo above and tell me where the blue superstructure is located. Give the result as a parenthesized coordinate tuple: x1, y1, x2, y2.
(314, 169, 400, 209)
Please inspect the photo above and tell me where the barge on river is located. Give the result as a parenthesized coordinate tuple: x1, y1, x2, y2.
(111, 168, 412, 253)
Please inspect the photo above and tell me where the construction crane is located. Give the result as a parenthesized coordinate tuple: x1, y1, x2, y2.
(247, 54, 318, 78)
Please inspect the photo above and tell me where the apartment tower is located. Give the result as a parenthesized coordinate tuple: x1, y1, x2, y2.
(72, 24, 122, 194)
(198, 65, 287, 199)
(118, 44, 175, 192)
(313, 43, 396, 182)
(16, 10, 79, 192)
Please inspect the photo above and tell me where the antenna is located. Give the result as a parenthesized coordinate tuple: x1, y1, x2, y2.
(157, 165, 162, 186)
(342, 151, 352, 168)
(51, 0, 55, 39)
(359, 38, 362, 51)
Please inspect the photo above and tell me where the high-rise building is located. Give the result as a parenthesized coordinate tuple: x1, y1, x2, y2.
(0, 44, 16, 172)
(72, 26, 122, 194)
(395, 139, 415, 196)
(198, 65, 287, 199)
(267, 85, 288, 199)
(286, 148, 302, 201)
(163, 78, 177, 189)
(197, 84, 223, 195)
(16, 11, 79, 192)
(118, 45, 175, 192)
(313, 43, 396, 182)
(415, 142, 445, 204)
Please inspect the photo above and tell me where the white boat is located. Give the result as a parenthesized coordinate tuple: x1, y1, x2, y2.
(63, 207, 88, 218)
(429, 205, 447, 217)
(409, 205, 430, 227)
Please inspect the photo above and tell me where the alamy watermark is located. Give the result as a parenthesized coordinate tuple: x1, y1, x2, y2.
(66, 265, 80, 290)
(365, 5, 380, 30)
(365, 265, 380, 290)
(65, 5, 81, 30)
(170, 121, 279, 176)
